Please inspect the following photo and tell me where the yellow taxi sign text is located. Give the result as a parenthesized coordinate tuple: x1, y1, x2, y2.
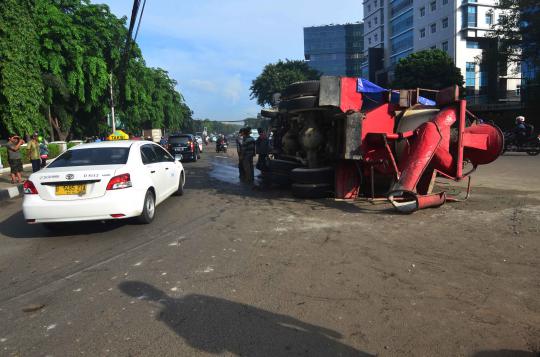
(107, 130, 129, 141)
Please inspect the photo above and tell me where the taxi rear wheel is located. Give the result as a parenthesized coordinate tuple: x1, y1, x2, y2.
(174, 171, 185, 196)
(138, 190, 155, 224)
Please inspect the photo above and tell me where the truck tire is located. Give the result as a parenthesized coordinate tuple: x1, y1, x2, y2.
(282, 80, 320, 99)
(292, 183, 333, 198)
(261, 109, 279, 118)
(279, 96, 318, 113)
(262, 171, 292, 187)
(267, 159, 303, 173)
(291, 167, 334, 185)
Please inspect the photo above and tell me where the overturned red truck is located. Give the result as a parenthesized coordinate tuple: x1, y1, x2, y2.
(260, 76, 504, 213)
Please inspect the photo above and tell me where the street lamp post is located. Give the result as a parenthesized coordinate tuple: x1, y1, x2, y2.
(109, 72, 116, 133)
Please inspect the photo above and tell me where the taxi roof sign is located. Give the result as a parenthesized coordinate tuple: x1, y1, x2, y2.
(107, 130, 129, 141)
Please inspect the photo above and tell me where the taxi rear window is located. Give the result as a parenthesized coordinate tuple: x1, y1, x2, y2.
(48, 148, 130, 167)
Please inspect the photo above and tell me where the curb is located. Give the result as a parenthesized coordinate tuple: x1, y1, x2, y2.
(0, 184, 23, 202)
(0, 163, 32, 175)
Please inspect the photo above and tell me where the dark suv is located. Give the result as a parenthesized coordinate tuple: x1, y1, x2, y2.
(167, 134, 201, 162)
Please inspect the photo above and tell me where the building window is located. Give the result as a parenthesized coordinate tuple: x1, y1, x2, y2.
(391, 11, 413, 35)
(431, 45, 437, 49)
(390, 0, 413, 17)
(374, 17, 378, 24)
(466, 40, 479, 48)
(442, 17, 448, 28)
(368, 4, 371, 12)
(466, 62, 476, 88)
(368, 20, 371, 28)
(463, 6, 477, 28)
(431, 23, 437, 33)
(430, 1, 436, 11)
(368, 38, 372, 45)
(442, 41, 448, 52)
(443, 0, 448, 4)
(485, 13, 493, 25)
(380, 0, 383, 7)
(420, 28, 426, 38)
(374, 33, 378, 42)
(420, 6, 425, 16)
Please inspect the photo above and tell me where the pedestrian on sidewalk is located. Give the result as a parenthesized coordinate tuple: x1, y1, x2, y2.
(39, 136, 49, 168)
(6, 134, 25, 184)
(236, 128, 245, 182)
(241, 127, 256, 184)
(27, 132, 41, 173)
(255, 128, 269, 172)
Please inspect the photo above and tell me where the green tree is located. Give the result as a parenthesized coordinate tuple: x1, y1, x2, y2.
(0, 0, 45, 136)
(392, 49, 464, 90)
(0, 0, 191, 139)
(489, 0, 540, 69)
(250, 60, 321, 107)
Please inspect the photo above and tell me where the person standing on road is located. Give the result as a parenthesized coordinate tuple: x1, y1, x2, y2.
(255, 128, 269, 172)
(241, 127, 256, 184)
(236, 128, 245, 181)
(39, 136, 49, 168)
(27, 132, 41, 173)
(6, 134, 25, 184)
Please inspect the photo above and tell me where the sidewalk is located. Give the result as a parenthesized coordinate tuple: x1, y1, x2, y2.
(0, 164, 32, 202)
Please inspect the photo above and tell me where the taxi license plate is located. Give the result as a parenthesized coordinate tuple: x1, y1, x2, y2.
(55, 184, 86, 195)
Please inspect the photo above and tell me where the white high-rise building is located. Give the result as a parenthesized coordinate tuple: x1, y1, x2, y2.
(361, 0, 520, 103)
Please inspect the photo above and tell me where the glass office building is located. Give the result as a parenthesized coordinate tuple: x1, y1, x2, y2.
(304, 23, 364, 77)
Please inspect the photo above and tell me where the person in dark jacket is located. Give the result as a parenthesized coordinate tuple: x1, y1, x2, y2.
(236, 129, 245, 181)
(255, 128, 269, 171)
(241, 127, 256, 183)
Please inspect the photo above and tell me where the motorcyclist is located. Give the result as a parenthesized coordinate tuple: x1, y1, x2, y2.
(512, 116, 528, 145)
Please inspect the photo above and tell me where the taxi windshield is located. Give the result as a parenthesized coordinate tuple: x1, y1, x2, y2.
(48, 147, 130, 167)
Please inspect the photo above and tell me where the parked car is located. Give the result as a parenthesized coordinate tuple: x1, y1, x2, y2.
(167, 134, 201, 162)
(22, 140, 185, 227)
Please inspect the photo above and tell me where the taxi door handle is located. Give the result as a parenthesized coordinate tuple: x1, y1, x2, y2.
(165, 167, 169, 170)
(150, 170, 156, 174)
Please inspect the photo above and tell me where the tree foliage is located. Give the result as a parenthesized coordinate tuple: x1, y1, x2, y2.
(0, 0, 46, 135)
(392, 50, 464, 90)
(489, 0, 540, 68)
(0, 0, 191, 139)
(250, 60, 321, 107)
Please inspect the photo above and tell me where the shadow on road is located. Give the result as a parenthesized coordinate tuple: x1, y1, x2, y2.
(119, 281, 374, 357)
(0, 210, 127, 239)
(473, 350, 539, 357)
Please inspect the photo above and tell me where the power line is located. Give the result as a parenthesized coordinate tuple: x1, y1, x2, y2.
(133, 0, 147, 43)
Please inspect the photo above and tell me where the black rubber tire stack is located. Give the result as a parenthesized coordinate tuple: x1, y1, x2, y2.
(290, 166, 334, 198)
(262, 158, 303, 187)
(278, 80, 320, 113)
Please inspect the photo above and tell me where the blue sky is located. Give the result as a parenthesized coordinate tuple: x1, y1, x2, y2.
(101, 0, 363, 121)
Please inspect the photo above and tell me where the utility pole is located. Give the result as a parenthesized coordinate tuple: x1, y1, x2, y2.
(109, 72, 116, 133)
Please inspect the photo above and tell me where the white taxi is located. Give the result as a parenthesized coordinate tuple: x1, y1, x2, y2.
(22, 141, 184, 226)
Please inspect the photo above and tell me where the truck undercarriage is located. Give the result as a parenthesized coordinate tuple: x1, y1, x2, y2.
(260, 76, 504, 213)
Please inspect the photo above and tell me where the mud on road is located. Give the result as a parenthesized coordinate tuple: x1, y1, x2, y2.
(207, 151, 540, 356)
(0, 150, 538, 357)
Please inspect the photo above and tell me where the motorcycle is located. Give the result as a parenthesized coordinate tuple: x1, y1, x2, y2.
(216, 142, 228, 153)
(503, 132, 540, 156)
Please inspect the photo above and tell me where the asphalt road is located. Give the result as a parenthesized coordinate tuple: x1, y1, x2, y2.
(0, 150, 539, 356)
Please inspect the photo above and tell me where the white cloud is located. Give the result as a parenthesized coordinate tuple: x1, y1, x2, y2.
(188, 79, 218, 93)
(222, 75, 243, 104)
